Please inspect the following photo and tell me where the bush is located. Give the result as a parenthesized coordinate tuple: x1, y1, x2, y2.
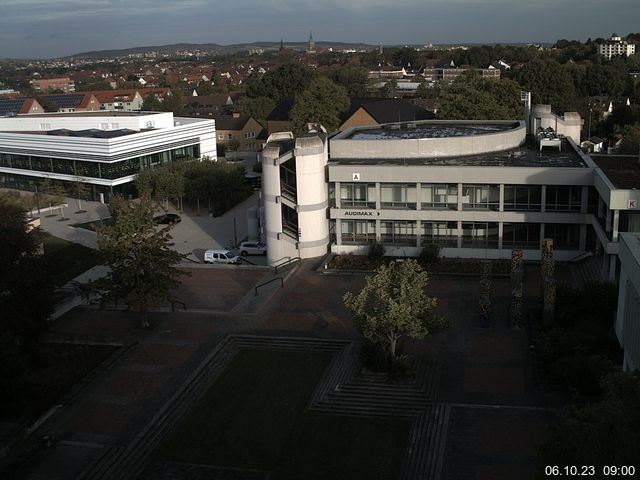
(360, 340, 388, 372)
(367, 240, 385, 263)
(419, 243, 440, 266)
(388, 354, 416, 382)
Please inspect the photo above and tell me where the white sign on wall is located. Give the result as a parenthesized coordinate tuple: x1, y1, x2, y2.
(352, 173, 360, 181)
(629, 199, 638, 209)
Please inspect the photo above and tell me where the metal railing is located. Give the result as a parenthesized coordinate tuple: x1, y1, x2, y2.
(254, 277, 283, 296)
(274, 256, 301, 274)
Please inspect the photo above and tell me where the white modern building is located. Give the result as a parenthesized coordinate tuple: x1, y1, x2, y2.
(0, 111, 216, 201)
(615, 233, 640, 372)
(261, 106, 640, 280)
(598, 34, 636, 60)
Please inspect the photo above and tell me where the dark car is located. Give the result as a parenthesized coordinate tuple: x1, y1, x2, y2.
(153, 213, 181, 225)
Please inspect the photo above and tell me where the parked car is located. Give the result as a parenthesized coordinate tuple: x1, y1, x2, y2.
(154, 213, 181, 225)
(204, 249, 241, 264)
(238, 241, 267, 256)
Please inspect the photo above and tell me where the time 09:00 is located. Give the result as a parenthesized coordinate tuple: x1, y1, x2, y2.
(545, 465, 636, 476)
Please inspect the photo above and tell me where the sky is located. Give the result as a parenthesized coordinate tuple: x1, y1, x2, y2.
(0, 0, 639, 59)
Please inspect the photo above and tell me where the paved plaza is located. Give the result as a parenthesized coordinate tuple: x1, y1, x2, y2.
(1, 259, 565, 479)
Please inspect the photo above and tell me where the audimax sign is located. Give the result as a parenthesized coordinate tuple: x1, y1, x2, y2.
(344, 211, 380, 216)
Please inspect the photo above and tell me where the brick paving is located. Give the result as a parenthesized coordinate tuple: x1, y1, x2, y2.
(2, 262, 568, 480)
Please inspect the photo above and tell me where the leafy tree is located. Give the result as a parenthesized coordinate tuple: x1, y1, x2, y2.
(516, 59, 577, 113)
(332, 65, 369, 99)
(136, 163, 186, 211)
(343, 259, 447, 358)
(438, 73, 523, 120)
(290, 77, 349, 134)
(235, 95, 276, 128)
(245, 63, 315, 102)
(227, 138, 241, 152)
(93, 196, 188, 328)
(542, 371, 640, 466)
(73, 179, 91, 213)
(0, 194, 53, 345)
(393, 47, 419, 68)
(39, 179, 67, 212)
(141, 92, 162, 111)
(381, 78, 398, 98)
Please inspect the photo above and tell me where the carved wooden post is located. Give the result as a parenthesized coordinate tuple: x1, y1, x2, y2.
(540, 238, 555, 325)
(510, 249, 524, 328)
(479, 260, 492, 327)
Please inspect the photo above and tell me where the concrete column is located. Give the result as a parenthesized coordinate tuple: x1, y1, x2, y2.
(609, 254, 617, 282)
(457, 183, 463, 211)
(580, 185, 589, 214)
(416, 220, 422, 248)
(606, 208, 612, 233)
(457, 220, 462, 248)
(416, 183, 422, 211)
(613, 210, 620, 241)
(499, 184, 505, 212)
(539, 223, 545, 247)
(375, 219, 381, 242)
(498, 222, 504, 250)
(540, 185, 546, 213)
(335, 219, 342, 245)
(335, 181, 341, 208)
(579, 224, 587, 251)
(375, 182, 381, 210)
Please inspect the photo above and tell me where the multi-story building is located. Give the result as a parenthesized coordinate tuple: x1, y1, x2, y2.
(214, 113, 263, 152)
(615, 232, 640, 372)
(29, 77, 76, 93)
(91, 90, 145, 111)
(0, 111, 216, 202)
(38, 93, 101, 113)
(598, 34, 636, 60)
(261, 106, 640, 283)
(0, 97, 44, 116)
(422, 67, 500, 82)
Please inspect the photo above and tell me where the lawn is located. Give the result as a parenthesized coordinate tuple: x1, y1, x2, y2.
(0, 343, 118, 422)
(156, 349, 411, 480)
(42, 234, 98, 286)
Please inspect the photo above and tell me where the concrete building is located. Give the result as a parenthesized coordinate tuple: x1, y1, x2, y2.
(91, 90, 145, 111)
(0, 97, 44, 116)
(0, 111, 216, 202)
(215, 113, 263, 152)
(598, 34, 636, 60)
(29, 77, 76, 93)
(615, 232, 640, 372)
(260, 106, 640, 278)
(39, 93, 101, 113)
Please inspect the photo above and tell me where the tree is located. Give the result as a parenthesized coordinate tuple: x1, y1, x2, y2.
(343, 259, 447, 358)
(245, 63, 315, 102)
(289, 77, 349, 134)
(332, 65, 369, 99)
(141, 92, 162, 111)
(136, 163, 186, 211)
(93, 196, 188, 328)
(235, 95, 276, 128)
(381, 78, 398, 98)
(0, 193, 53, 344)
(516, 59, 577, 113)
(438, 73, 523, 120)
(542, 371, 640, 466)
(39, 179, 67, 214)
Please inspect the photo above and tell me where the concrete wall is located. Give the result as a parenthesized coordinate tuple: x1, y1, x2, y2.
(530, 105, 582, 143)
(616, 233, 640, 372)
(0, 111, 174, 131)
(330, 120, 526, 159)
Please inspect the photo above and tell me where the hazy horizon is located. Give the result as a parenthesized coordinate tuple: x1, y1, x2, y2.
(0, 0, 639, 59)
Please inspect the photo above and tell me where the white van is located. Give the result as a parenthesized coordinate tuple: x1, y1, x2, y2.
(204, 249, 241, 264)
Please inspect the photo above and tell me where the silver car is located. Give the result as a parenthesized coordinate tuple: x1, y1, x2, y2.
(238, 241, 267, 256)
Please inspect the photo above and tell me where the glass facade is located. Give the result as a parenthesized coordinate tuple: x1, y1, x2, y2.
(462, 184, 500, 210)
(421, 221, 457, 247)
(340, 183, 376, 208)
(502, 223, 541, 249)
(503, 185, 542, 211)
(544, 223, 580, 249)
(421, 184, 458, 210)
(545, 186, 582, 212)
(461, 222, 499, 248)
(341, 220, 376, 244)
(0, 144, 200, 181)
(380, 220, 417, 245)
(380, 184, 417, 209)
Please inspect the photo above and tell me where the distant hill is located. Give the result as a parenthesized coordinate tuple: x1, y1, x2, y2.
(67, 41, 378, 59)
